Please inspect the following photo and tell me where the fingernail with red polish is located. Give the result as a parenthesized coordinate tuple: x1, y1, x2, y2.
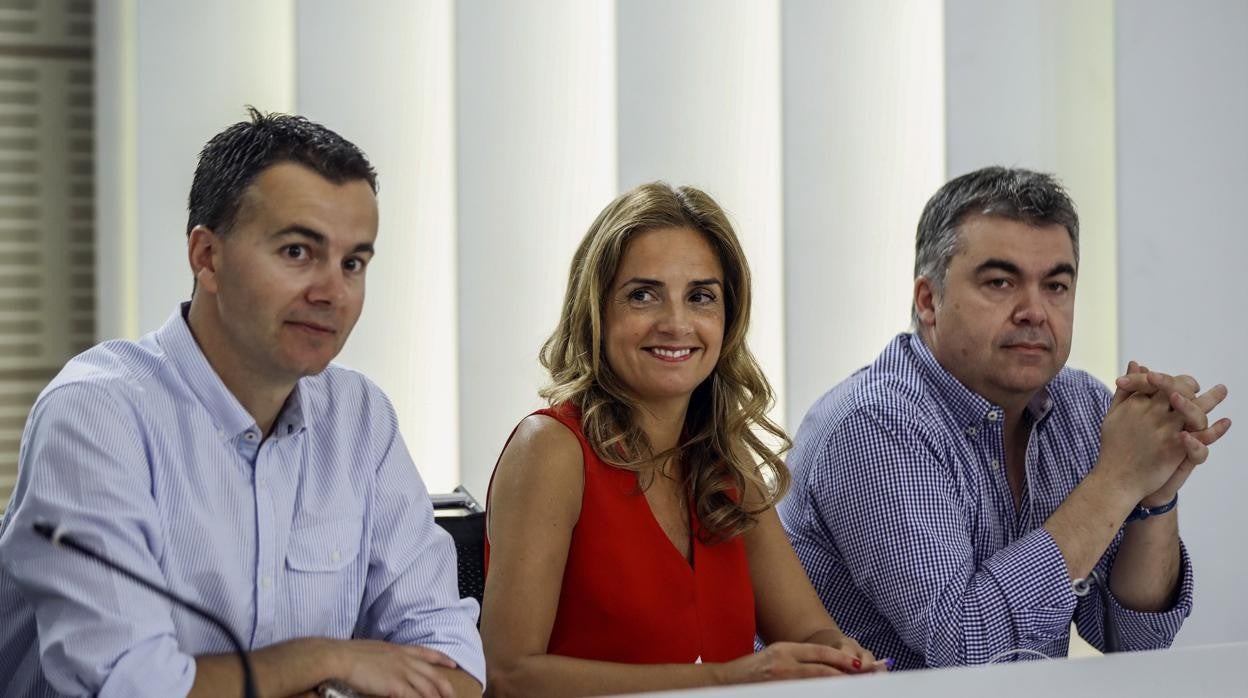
(852, 658, 862, 670)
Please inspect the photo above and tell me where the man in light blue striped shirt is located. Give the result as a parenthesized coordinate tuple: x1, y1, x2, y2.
(0, 110, 484, 697)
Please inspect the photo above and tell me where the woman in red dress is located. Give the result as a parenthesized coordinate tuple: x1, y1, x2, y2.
(481, 182, 883, 696)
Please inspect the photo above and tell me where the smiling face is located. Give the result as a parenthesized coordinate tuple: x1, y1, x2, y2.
(916, 213, 1076, 410)
(603, 226, 726, 416)
(188, 161, 379, 392)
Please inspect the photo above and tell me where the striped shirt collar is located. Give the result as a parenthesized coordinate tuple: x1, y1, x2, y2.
(907, 333, 1056, 430)
(155, 302, 309, 441)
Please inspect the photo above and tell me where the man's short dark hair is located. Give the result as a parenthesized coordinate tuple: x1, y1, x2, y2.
(912, 166, 1080, 328)
(186, 107, 378, 237)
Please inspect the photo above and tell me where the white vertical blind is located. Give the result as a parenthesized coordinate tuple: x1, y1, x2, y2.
(782, 0, 947, 425)
(617, 0, 787, 430)
(296, 0, 461, 492)
(454, 0, 618, 499)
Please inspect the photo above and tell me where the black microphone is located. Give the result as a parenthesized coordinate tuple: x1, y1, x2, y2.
(32, 520, 258, 698)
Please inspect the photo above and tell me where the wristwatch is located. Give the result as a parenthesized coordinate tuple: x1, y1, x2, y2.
(1125, 494, 1178, 523)
(317, 680, 361, 698)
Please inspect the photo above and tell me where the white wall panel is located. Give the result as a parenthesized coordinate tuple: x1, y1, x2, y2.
(1117, 0, 1248, 646)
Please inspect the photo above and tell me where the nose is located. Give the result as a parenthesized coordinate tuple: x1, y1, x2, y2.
(1012, 285, 1048, 326)
(656, 300, 694, 336)
(306, 263, 348, 306)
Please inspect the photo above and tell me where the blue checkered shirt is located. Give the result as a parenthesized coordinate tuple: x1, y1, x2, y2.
(780, 333, 1193, 670)
(0, 305, 484, 696)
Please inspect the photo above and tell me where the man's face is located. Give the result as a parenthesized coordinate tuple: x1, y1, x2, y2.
(192, 161, 378, 388)
(917, 214, 1076, 408)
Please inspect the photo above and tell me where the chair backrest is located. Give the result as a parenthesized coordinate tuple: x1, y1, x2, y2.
(432, 486, 486, 611)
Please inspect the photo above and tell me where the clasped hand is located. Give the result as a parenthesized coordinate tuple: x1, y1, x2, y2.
(1101, 360, 1231, 507)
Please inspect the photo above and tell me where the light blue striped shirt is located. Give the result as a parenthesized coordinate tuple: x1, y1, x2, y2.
(0, 305, 484, 697)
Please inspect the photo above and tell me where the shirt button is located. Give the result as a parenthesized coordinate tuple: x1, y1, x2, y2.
(245, 431, 257, 441)
(331, 550, 341, 563)
(989, 458, 1001, 470)
(965, 426, 978, 437)
(987, 411, 1001, 422)
(261, 576, 272, 590)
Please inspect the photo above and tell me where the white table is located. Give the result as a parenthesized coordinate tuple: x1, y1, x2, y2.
(617, 642, 1248, 697)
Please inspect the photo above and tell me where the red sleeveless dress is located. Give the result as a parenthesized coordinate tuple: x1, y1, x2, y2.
(485, 404, 756, 663)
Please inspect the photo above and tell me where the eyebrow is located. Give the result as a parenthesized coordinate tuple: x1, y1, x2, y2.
(975, 258, 1075, 278)
(273, 226, 375, 255)
(618, 277, 723, 289)
(1044, 262, 1077, 278)
(974, 259, 1022, 276)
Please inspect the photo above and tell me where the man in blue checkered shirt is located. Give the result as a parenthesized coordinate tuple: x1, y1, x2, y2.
(780, 167, 1232, 670)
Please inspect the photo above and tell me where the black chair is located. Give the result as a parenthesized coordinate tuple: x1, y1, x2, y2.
(432, 486, 486, 612)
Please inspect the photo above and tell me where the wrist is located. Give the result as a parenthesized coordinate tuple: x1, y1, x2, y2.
(1140, 489, 1179, 508)
(304, 637, 344, 685)
(1085, 466, 1144, 516)
(804, 627, 846, 648)
(1127, 493, 1178, 523)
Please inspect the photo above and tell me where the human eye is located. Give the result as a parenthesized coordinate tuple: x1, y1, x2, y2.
(281, 244, 309, 260)
(1048, 280, 1070, 294)
(689, 288, 718, 304)
(627, 287, 657, 303)
(984, 277, 1012, 290)
(343, 256, 369, 273)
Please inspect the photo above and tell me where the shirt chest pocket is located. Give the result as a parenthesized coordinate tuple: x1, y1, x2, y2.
(286, 516, 364, 572)
(284, 516, 367, 637)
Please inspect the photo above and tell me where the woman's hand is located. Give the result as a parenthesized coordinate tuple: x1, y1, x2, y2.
(716, 642, 866, 684)
(834, 634, 885, 671)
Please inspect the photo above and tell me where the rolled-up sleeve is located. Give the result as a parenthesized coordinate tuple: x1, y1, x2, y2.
(1074, 536, 1194, 652)
(0, 383, 195, 697)
(355, 418, 486, 687)
(817, 406, 1078, 667)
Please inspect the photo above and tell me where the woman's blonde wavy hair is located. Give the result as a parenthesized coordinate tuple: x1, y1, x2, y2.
(539, 181, 792, 542)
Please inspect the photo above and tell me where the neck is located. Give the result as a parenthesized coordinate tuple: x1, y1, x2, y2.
(187, 296, 293, 436)
(988, 387, 1042, 458)
(633, 397, 690, 461)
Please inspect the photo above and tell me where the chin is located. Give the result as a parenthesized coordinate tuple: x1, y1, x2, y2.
(997, 371, 1056, 394)
(634, 385, 700, 407)
(280, 354, 336, 378)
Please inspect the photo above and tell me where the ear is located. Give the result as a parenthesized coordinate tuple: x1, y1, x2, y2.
(913, 276, 939, 329)
(187, 225, 222, 295)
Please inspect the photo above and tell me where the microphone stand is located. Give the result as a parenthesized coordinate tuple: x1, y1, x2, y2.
(32, 520, 258, 698)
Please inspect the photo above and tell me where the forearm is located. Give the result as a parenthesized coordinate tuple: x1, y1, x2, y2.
(802, 627, 847, 647)
(1043, 467, 1139, 579)
(438, 667, 483, 697)
(488, 654, 722, 698)
(895, 530, 1079, 666)
(190, 638, 339, 698)
(1108, 510, 1181, 612)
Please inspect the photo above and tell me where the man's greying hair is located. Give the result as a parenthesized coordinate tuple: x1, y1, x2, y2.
(186, 106, 377, 237)
(911, 166, 1080, 329)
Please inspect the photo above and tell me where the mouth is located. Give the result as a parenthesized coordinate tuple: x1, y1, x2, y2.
(644, 346, 698, 363)
(287, 320, 337, 336)
(1002, 343, 1050, 354)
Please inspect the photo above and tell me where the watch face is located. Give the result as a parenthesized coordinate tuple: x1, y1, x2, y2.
(317, 681, 360, 698)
